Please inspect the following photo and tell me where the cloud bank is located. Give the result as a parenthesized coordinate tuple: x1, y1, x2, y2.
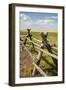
(19, 12, 58, 31)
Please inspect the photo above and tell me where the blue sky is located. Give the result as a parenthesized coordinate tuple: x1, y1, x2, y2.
(19, 12, 58, 31)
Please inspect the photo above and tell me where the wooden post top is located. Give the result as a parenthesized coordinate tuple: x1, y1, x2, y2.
(41, 32, 48, 39)
(27, 28, 31, 32)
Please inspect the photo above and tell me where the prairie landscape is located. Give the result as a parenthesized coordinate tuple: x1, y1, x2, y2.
(19, 12, 58, 77)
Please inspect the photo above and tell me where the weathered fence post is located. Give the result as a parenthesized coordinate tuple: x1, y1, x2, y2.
(23, 29, 34, 48)
(32, 33, 46, 76)
(41, 32, 58, 74)
(32, 49, 43, 76)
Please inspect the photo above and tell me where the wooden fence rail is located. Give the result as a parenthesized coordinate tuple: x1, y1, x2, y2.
(32, 62, 47, 76)
(27, 38, 58, 60)
(22, 44, 47, 76)
(32, 37, 58, 51)
(20, 35, 58, 51)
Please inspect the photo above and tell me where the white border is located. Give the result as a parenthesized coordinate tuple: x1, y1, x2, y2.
(15, 6, 63, 84)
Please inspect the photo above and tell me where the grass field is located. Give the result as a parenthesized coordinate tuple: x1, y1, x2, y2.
(20, 29, 58, 77)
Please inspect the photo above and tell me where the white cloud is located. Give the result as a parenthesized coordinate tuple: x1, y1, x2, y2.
(20, 14, 31, 20)
(44, 19, 54, 23)
(36, 19, 54, 25)
(20, 14, 58, 30)
(20, 14, 33, 29)
(50, 16, 58, 19)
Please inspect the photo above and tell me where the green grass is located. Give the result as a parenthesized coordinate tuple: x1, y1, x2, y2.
(20, 30, 58, 46)
(20, 29, 57, 32)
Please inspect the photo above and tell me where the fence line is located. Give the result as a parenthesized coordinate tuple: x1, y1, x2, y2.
(20, 29, 58, 76)
(32, 37, 58, 51)
(23, 44, 47, 76)
(20, 35, 58, 51)
(32, 37, 42, 43)
(27, 38, 58, 60)
(35, 46, 58, 60)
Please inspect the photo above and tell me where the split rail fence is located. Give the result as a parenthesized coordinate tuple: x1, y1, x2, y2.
(20, 29, 58, 76)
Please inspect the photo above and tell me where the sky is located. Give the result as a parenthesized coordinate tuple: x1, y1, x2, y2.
(19, 12, 58, 31)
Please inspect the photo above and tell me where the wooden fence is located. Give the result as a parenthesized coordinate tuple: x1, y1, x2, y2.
(20, 29, 58, 76)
